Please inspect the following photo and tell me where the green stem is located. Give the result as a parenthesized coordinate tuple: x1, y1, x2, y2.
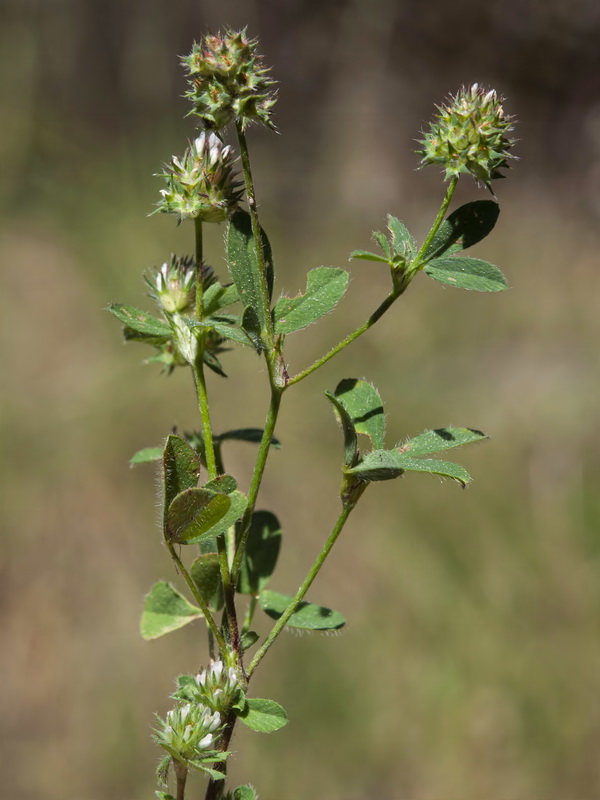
(247, 501, 356, 677)
(287, 288, 401, 386)
(192, 361, 218, 479)
(235, 121, 274, 350)
(166, 540, 227, 654)
(412, 175, 459, 267)
(174, 761, 188, 800)
(195, 217, 203, 321)
(230, 387, 283, 585)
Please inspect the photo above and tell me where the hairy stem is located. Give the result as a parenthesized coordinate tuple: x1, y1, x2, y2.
(192, 360, 218, 479)
(166, 540, 228, 655)
(175, 761, 188, 800)
(412, 175, 459, 267)
(195, 217, 204, 320)
(287, 287, 401, 386)
(231, 387, 283, 585)
(248, 500, 357, 677)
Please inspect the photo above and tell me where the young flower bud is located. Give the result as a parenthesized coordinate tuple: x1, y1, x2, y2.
(418, 84, 516, 186)
(155, 132, 244, 223)
(194, 660, 241, 713)
(149, 255, 196, 314)
(181, 29, 277, 131)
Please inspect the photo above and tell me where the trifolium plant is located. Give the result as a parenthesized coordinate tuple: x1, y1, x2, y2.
(108, 28, 516, 800)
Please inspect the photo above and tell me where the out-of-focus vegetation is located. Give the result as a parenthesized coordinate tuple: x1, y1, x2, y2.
(2, 1, 600, 798)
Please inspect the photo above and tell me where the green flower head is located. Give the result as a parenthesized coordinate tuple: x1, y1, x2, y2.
(418, 84, 516, 187)
(181, 29, 277, 131)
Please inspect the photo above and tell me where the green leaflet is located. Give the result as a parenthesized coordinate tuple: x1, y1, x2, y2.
(108, 303, 171, 337)
(204, 474, 238, 494)
(371, 229, 392, 260)
(236, 697, 289, 733)
(226, 209, 274, 333)
(273, 267, 349, 334)
(240, 631, 259, 652)
(202, 282, 240, 316)
(399, 427, 487, 456)
(140, 581, 202, 640)
(165, 488, 232, 544)
(324, 391, 358, 468)
(394, 455, 472, 486)
(130, 446, 162, 466)
(260, 589, 346, 630)
(422, 200, 500, 261)
(333, 378, 386, 449)
(190, 553, 223, 611)
(349, 249, 389, 264)
(346, 449, 472, 486)
(238, 511, 282, 594)
(387, 214, 416, 259)
(191, 490, 248, 543)
(424, 256, 507, 291)
(194, 318, 254, 348)
(162, 434, 201, 509)
(215, 428, 281, 449)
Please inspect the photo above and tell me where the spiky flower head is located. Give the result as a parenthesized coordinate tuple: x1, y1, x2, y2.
(155, 132, 244, 223)
(154, 703, 222, 761)
(418, 84, 516, 186)
(181, 29, 277, 131)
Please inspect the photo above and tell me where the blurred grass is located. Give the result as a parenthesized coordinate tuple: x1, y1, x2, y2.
(2, 1, 600, 798)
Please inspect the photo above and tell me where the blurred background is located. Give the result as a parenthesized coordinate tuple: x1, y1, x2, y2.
(2, 0, 600, 798)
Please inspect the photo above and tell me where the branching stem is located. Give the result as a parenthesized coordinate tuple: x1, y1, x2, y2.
(166, 540, 227, 654)
(247, 500, 357, 676)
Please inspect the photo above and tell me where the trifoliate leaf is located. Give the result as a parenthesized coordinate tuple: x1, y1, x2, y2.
(260, 590, 346, 630)
(238, 511, 282, 594)
(166, 488, 231, 544)
(333, 378, 386, 449)
(236, 697, 289, 733)
(108, 303, 171, 337)
(422, 200, 500, 261)
(424, 256, 507, 291)
(140, 581, 202, 640)
(130, 446, 162, 466)
(273, 267, 349, 334)
(162, 435, 201, 509)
